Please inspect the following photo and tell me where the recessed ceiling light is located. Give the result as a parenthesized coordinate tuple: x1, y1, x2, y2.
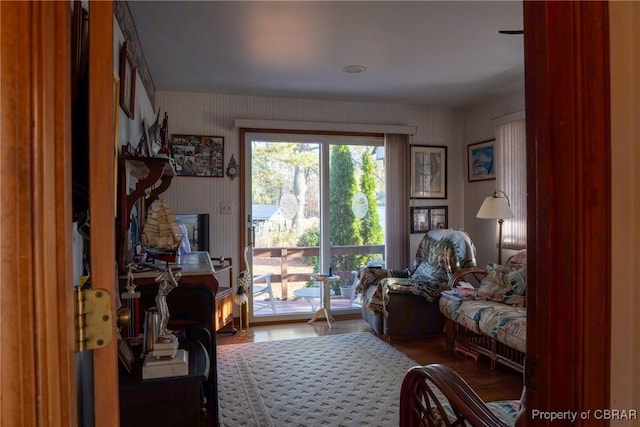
(342, 65, 367, 74)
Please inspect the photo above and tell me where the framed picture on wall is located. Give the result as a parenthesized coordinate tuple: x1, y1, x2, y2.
(410, 145, 447, 199)
(429, 206, 449, 230)
(410, 207, 431, 234)
(119, 42, 136, 119)
(410, 206, 449, 233)
(171, 134, 224, 177)
(467, 139, 496, 182)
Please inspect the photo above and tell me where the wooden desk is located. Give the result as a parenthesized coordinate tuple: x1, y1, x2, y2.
(120, 251, 221, 336)
(124, 251, 220, 290)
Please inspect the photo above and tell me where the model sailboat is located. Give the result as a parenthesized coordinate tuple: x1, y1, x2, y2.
(141, 199, 184, 263)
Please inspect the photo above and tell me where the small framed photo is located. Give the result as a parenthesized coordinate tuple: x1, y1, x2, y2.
(410, 145, 447, 199)
(410, 207, 431, 234)
(118, 338, 136, 374)
(172, 134, 225, 177)
(429, 206, 449, 230)
(119, 42, 136, 119)
(467, 139, 496, 182)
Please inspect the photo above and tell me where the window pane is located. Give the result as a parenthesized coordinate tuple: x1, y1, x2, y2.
(251, 140, 320, 316)
(328, 143, 385, 309)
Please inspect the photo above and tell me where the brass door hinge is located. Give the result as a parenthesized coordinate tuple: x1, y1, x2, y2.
(75, 288, 113, 352)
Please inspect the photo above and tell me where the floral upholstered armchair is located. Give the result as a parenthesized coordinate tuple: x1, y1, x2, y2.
(356, 229, 477, 339)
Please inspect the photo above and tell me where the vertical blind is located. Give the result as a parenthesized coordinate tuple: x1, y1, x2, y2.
(384, 133, 410, 268)
(496, 120, 527, 249)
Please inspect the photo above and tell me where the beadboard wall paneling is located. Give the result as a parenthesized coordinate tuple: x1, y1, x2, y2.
(156, 91, 462, 264)
(461, 88, 526, 267)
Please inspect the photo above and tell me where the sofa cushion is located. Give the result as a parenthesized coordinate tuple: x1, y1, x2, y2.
(502, 266, 527, 306)
(477, 262, 527, 307)
(477, 263, 509, 302)
(496, 313, 527, 353)
(438, 294, 463, 322)
(454, 300, 497, 334)
(506, 249, 527, 268)
(478, 304, 526, 350)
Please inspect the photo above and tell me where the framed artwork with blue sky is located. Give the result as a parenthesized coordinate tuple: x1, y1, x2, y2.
(467, 139, 496, 182)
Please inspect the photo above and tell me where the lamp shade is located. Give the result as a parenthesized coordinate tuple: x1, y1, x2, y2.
(476, 196, 514, 220)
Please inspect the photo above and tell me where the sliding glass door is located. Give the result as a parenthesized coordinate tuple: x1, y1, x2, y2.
(245, 132, 385, 322)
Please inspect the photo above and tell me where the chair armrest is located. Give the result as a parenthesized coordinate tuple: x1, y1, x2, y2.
(355, 267, 409, 295)
(400, 364, 511, 427)
(253, 272, 273, 284)
(448, 268, 488, 288)
(391, 268, 411, 278)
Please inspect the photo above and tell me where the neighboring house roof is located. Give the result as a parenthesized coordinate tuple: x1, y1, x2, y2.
(252, 205, 284, 222)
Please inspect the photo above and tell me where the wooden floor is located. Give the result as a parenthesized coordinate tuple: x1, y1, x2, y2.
(217, 318, 523, 403)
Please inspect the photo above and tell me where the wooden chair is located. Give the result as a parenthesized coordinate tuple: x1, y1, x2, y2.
(400, 364, 525, 427)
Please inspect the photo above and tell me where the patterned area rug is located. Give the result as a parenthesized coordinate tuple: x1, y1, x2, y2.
(217, 332, 420, 427)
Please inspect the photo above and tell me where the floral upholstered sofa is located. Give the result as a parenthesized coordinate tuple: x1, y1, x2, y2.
(355, 229, 477, 339)
(439, 249, 527, 373)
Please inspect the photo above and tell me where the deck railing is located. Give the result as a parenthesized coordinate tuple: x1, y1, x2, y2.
(252, 244, 384, 300)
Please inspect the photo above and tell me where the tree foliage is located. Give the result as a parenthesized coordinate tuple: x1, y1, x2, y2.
(252, 141, 384, 270)
(329, 145, 362, 271)
(359, 151, 384, 245)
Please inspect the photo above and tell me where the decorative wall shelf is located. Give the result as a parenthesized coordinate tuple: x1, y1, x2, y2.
(117, 147, 176, 270)
(124, 155, 175, 216)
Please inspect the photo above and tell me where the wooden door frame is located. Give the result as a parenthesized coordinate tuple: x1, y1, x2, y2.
(88, 2, 119, 426)
(1, 2, 77, 426)
(0, 2, 118, 427)
(524, 1, 611, 425)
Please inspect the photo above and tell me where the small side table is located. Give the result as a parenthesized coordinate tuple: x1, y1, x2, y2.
(308, 275, 340, 328)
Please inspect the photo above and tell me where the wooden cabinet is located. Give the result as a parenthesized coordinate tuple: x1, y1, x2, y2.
(212, 265, 235, 331)
(215, 287, 234, 331)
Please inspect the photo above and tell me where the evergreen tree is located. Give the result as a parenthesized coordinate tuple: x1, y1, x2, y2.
(329, 145, 361, 272)
(359, 151, 383, 245)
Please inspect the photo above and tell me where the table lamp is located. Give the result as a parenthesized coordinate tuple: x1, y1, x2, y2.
(476, 190, 514, 264)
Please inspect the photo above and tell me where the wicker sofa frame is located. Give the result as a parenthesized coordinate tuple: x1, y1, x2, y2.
(442, 267, 526, 374)
(445, 318, 525, 374)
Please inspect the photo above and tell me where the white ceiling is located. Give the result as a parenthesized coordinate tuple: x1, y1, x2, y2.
(127, 1, 524, 107)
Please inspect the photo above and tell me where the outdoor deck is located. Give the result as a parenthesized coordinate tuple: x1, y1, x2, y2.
(252, 293, 363, 317)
